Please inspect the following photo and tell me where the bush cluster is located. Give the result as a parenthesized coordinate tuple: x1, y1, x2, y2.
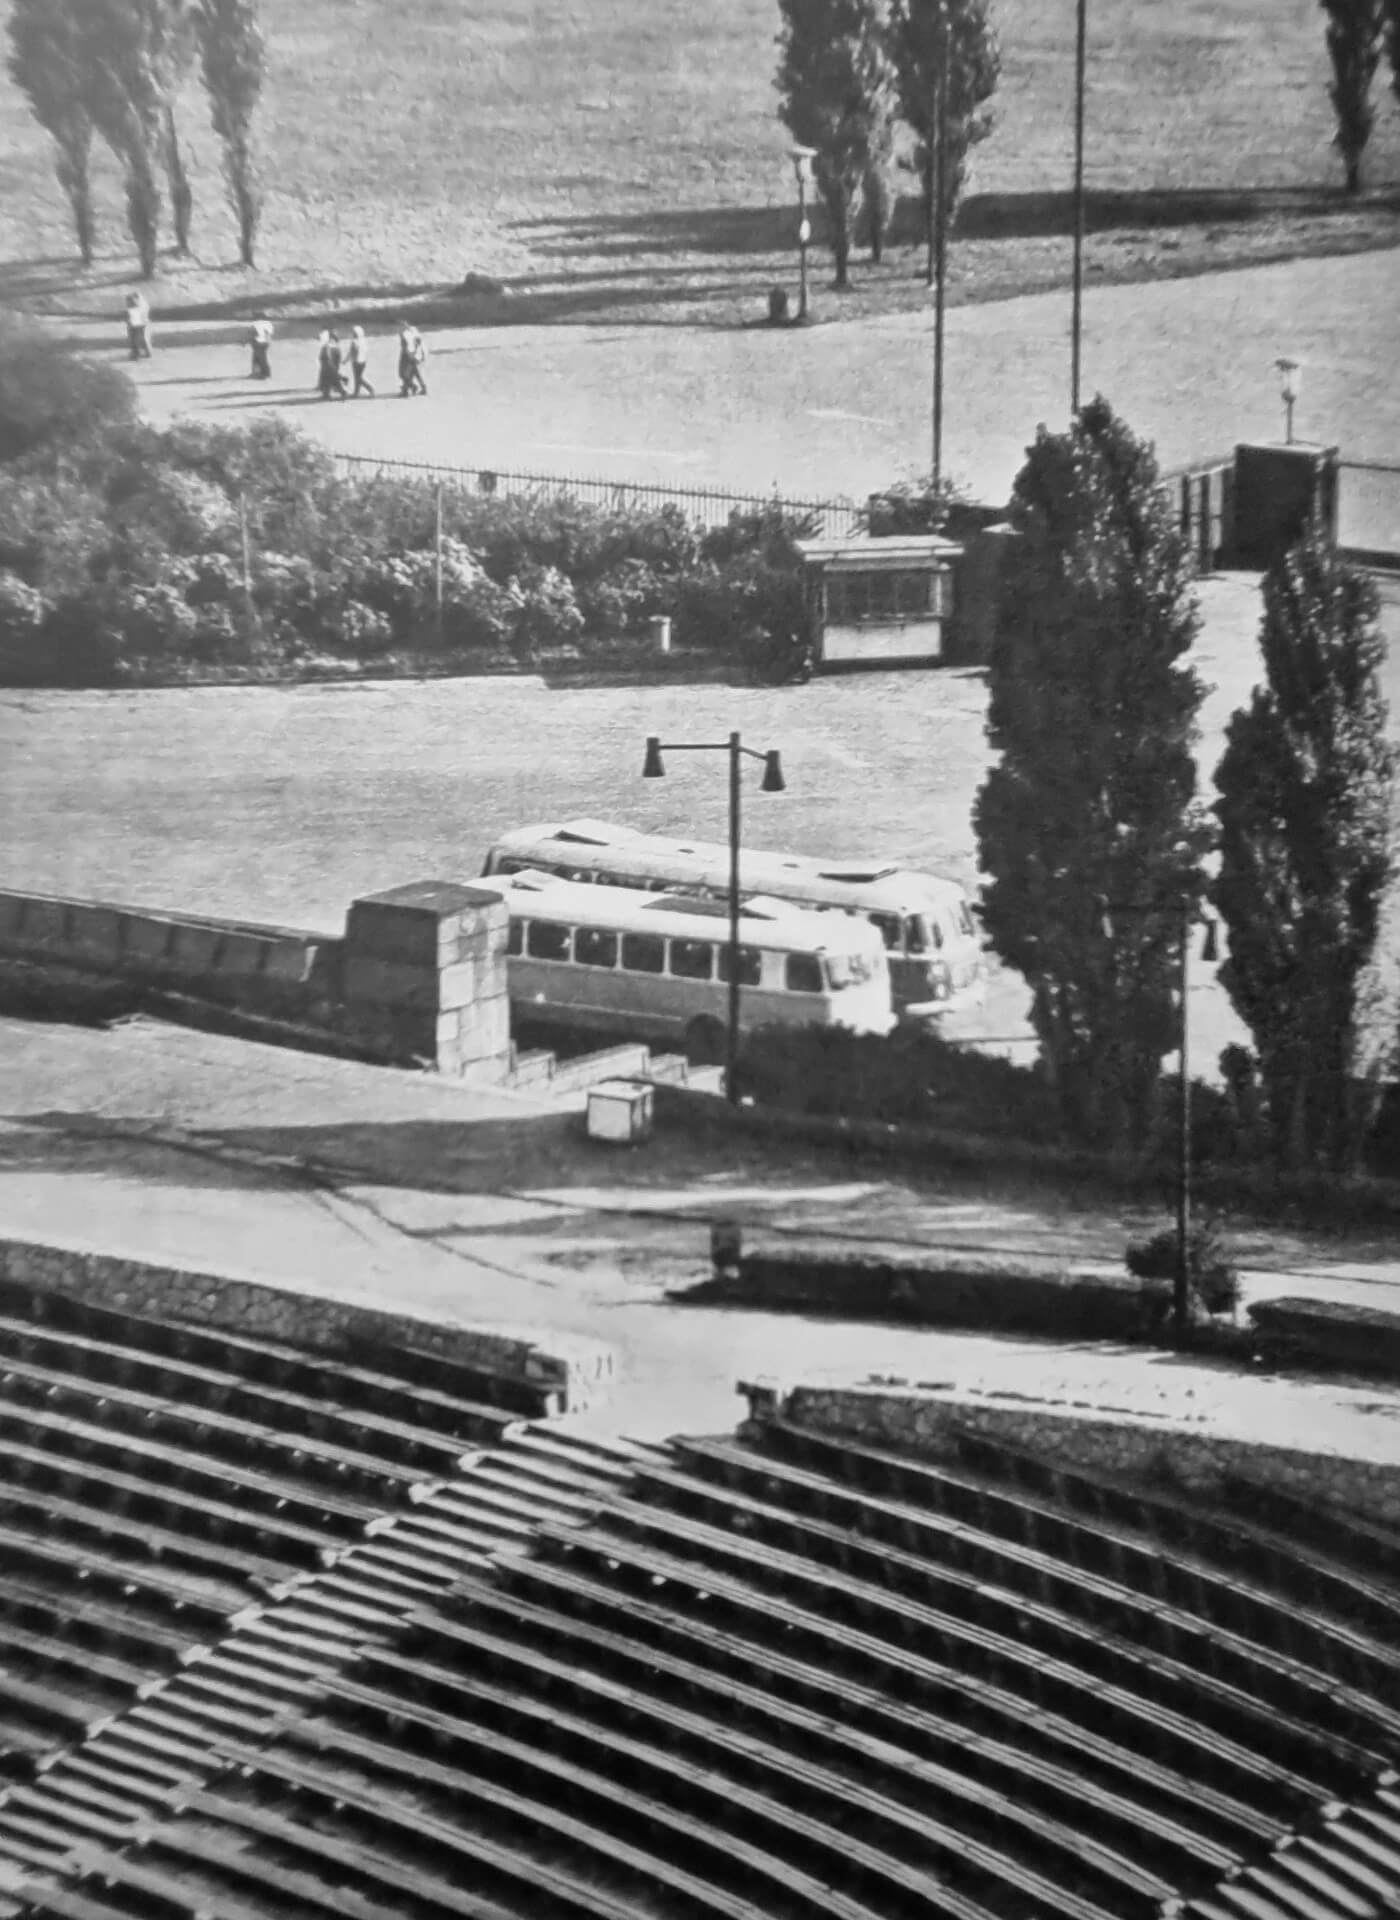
(0, 331, 816, 688)
(732, 1021, 1062, 1140)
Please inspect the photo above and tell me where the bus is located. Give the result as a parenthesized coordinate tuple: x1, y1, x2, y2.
(482, 819, 985, 1017)
(493, 868, 895, 1062)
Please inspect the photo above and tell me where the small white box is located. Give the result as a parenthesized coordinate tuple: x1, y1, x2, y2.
(586, 1079, 655, 1145)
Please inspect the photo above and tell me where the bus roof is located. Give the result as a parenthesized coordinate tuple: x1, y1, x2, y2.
(493, 870, 886, 955)
(492, 821, 968, 911)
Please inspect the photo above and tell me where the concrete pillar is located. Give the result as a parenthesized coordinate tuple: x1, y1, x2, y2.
(342, 881, 511, 1081)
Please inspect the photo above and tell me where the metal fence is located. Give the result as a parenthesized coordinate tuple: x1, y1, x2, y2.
(331, 452, 864, 540)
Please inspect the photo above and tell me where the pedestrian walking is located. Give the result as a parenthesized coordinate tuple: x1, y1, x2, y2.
(124, 291, 152, 360)
(397, 322, 427, 397)
(315, 328, 332, 396)
(249, 314, 273, 380)
(318, 328, 347, 400)
(348, 325, 374, 397)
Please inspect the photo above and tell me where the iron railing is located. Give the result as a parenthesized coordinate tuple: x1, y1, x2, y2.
(332, 452, 863, 539)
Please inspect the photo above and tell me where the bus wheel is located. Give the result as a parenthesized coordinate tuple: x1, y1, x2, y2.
(684, 1016, 726, 1067)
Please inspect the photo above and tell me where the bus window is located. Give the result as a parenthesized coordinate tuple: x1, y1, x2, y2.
(717, 945, 762, 987)
(870, 911, 902, 952)
(785, 952, 823, 994)
(669, 938, 714, 981)
(507, 920, 523, 956)
(574, 928, 618, 968)
(621, 933, 666, 974)
(906, 915, 943, 953)
(825, 950, 876, 990)
(527, 921, 572, 962)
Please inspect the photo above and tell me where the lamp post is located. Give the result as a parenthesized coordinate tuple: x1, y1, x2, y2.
(931, 0, 950, 489)
(642, 732, 785, 1104)
(1070, 0, 1088, 415)
(1174, 907, 1219, 1342)
(1274, 357, 1302, 444)
(789, 146, 816, 323)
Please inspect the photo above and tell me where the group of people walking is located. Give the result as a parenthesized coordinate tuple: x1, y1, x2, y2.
(120, 297, 430, 400)
(305, 321, 428, 399)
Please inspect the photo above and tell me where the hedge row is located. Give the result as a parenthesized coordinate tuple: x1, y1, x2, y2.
(0, 410, 817, 687)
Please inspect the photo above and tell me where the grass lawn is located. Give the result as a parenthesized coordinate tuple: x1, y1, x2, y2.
(1, 0, 1398, 329)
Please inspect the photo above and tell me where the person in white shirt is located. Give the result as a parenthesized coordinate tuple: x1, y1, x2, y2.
(249, 315, 273, 379)
(397, 322, 427, 397)
(349, 325, 374, 397)
(124, 292, 151, 360)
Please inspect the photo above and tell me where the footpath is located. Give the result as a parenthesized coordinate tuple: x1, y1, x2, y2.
(2, 1012, 1398, 1463)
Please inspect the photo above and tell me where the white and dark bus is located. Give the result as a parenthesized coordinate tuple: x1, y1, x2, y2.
(494, 868, 895, 1061)
(482, 819, 984, 1017)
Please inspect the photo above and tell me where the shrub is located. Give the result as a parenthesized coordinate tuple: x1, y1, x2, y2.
(1124, 1222, 1241, 1316)
(337, 600, 396, 656)
(575, 557, 673, 635)
(0, 313, 136, 464)
(510, 562, 584, 657)
(733, 1022, 1059, 1137)
(0, 570, 53, 683)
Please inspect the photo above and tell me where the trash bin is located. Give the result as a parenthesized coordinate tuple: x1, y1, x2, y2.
(768, 287, 790, 325)
(586, 1079, 654, 1145)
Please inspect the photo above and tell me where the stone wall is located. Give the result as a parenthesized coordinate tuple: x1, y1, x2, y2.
(0, 879, 513, 1083)
(747, 1380, 1400, 1530)
(0, 1232, 614, 1415)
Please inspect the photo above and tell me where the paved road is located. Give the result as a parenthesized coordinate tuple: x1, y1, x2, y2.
(2, 1016, 1399, 1452)
(112, 248, 1400, 509)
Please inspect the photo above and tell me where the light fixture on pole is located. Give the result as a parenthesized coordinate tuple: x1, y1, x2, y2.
(1174, 907, 1219, 1343)
(642, 732, 785, 1104)
(1274, 357, 1302, 445)
(1070, 0, 1087, 415)
(931, 0, 950, 490)
(789, 146, 816, 324)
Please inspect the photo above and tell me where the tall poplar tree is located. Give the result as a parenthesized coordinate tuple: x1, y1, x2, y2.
(776, 0, 898, 289)
(887, 0, 1001, 274)
(974, 398, 1208, 1147)
(1213, 530, 1395, 1170)
(6, 0, 99, 266)
(1320, 0, 1386, 192)
(198, 0, 266, 268)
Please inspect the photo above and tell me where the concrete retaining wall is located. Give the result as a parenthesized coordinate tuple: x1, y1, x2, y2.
(751, 1381, 1400, 1531)
(0, 1233, 614, 1415)
(0, 880, 513, 1083)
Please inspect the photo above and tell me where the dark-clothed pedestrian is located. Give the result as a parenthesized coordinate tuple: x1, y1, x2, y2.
(249, 315, 273, 380)
(318, 328, 347, 399)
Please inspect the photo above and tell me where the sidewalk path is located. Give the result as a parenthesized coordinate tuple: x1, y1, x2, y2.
(120, 249, 1400, 506)
(3, 1015, 1398, 1452)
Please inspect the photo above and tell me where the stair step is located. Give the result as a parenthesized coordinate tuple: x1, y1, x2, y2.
(0, 1810, 83, 1860)
(356, 1539, 466, 1583)
(507, 1430, 644, 1478)
(0, 1826, 70, 1871)
(278, 1586, 401, 1631)
(49, 1755, 175, 1807)
(321, 1556, 444, 1599)
(175, 1671, 290, 1718)
(400, 1509, 531, 1552)
(4, 1788, 131, 1844)
(223, 1618, 354, 1662)
(185, 1650, 320, 1699)
(27, 1771, 149, 1825)
(81, 1728, 204, 1781)
(468, 1459, 613, 1509)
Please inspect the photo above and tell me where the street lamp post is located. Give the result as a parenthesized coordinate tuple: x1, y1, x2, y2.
(931, 0, 950, 489)
(1070, 0, 1088, 415)
(1274, 357, 1302, 444)
(1174, 906, 1219, 1343)
(642, 731, 786, 1103)
(789, 146, 816, 323)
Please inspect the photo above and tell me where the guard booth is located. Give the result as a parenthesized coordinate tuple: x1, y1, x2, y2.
(795, 532, 961, 672)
